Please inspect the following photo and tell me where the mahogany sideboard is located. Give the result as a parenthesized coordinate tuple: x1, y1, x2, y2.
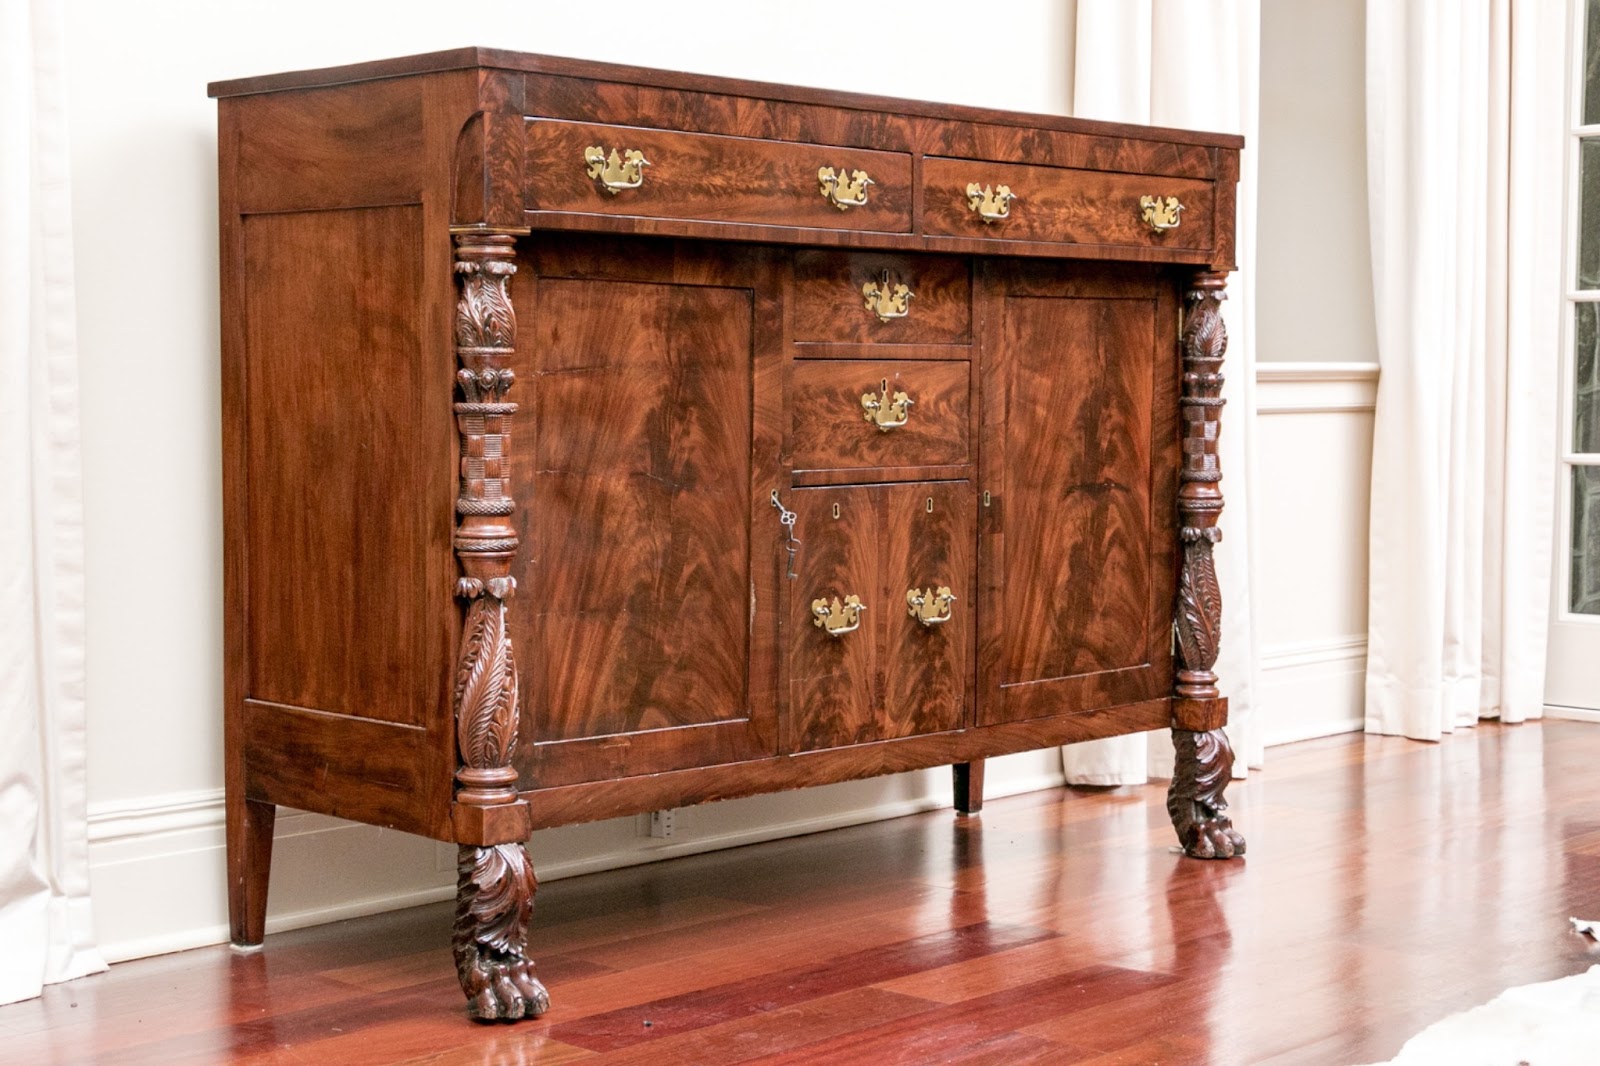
(209, 48, 1246, 1022)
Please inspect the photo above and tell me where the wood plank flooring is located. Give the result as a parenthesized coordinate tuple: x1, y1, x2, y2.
(8, 721, 1600, 1064)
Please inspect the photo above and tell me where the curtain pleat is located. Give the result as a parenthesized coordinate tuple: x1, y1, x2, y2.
(0, 0, 105, 1006)
(1363, 0, 1563, 740)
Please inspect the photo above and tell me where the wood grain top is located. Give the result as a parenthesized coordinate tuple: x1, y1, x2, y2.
(206, 46, 1245, 152)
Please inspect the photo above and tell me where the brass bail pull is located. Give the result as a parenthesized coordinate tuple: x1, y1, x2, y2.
(585, 146, 650, 193)
(965, 182, 1016, 223)
(1139, 194, 1184, 232)
(906, 586, 957, 627)
(860, 378, 914, 432)
(812, 594, 865, 637)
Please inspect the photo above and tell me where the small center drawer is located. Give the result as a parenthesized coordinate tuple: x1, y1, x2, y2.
(921, 156, 1215, 251)
(791, 360, 970, 475)
(792, 252, 971, 347)
(525, 119, 913, 233)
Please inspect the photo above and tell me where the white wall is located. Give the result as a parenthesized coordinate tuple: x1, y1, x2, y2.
(1257, 0, 1377, 365)
(68, 0, 1377, 962)
(1249, 0, 1377, 743)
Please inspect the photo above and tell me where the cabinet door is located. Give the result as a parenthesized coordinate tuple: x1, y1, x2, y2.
(977, 263, 1179, 725)
(787, 481, 972, 752)
(509, 237, 784, 788)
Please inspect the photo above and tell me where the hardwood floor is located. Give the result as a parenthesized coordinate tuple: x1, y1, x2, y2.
(8, 721, 1600, 1064)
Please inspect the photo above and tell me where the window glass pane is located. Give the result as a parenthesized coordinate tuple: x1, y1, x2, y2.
(1588, 0, 1600, 124)
(1573, 466, 1600, 614)
(1577, 304, 1600, 452)
(1583, 139, 1600, 290)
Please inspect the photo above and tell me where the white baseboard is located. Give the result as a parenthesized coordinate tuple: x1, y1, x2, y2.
(1543, 705, 1600, 724)
(86, 751, 1064, 964)
(1259, 635, 1368, 746)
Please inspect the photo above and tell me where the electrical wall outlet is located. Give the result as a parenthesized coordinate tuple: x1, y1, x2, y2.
(649, 809, 676, 839)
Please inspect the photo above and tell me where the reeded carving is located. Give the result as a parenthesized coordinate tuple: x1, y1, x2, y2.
(1167, 729, 1245, 859)
(451, 233, 545, 1018)
(1170, 272, 1244, 860)
(453, 844, 549, 1021)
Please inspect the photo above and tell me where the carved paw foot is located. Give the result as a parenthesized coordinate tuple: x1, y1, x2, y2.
(462, 952, 549, 1022)
(1176, 814, 1247, 860)
(454, 842, 550, 1022)
(1168, 727, 1246, 861)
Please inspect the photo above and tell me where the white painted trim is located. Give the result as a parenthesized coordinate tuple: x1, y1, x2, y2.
(88, 764, 1069, 964)
(1255, 361, 1380, 415)
(1259, 634, 1369, 747)
(87, 788, 225, 843)
(1543, 704, 1600, 723)
(1254, 361, 1382, 383)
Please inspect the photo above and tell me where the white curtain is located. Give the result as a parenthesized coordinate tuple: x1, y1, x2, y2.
(1363, 0, 1564, 740)
(1061, 0, 1265, 784)
(0, 0, 105, 1005)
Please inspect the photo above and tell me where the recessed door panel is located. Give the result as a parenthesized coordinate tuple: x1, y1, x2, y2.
(978, 263, 1178, 725)
(787, 486, 881, 752)
(788, 482, 972, 752)
(509, 238, 783, 787)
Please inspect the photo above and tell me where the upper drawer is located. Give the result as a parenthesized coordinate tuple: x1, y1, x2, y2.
(921, 156, 1215, 251)
(525, 119, 913, 233)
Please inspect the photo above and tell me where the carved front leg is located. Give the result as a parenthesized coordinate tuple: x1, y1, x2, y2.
(1169, 271, 1245, 860)
(450, 232, 548, 1019)
(453, 843, 549, 1021)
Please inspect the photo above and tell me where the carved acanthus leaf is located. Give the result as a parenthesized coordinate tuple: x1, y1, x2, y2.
(454, 266, 517, 350)
(453, 843, 547, 1021)
(454, 596, 519, 771)
(1176, 538, 1223, 673)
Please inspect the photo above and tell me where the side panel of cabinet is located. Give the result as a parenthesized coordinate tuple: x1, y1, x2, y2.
(787, 481, 972, 752)
(508, 237, 785, 788)
(977, 262, 1178, 725)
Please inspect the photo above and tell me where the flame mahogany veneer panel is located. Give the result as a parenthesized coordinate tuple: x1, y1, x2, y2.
(977, 265, 1181, 727)
(525, 119, 913, 234)
(507, 238, 785, 790)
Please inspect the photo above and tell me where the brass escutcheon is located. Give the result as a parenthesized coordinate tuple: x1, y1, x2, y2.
(861, 377, 913, 432)
(906, 586, 957, 627)
(584, 147, 650, 193)
(1139, 195, 1184, 232)
(818, 166, 874, 210)
(966, 182, 1016, 223)
(861, 271, 914, 322)
(812, 594, 865, 637)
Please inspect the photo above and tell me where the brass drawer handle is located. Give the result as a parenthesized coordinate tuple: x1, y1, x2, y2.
(818, 167, 873, 210)
(861, 377, 913, 431)
(1139, 195, 1184, 232)
(862, 271, 914, 322)
(584, 146, 650, 194)
(906, 586, 957, 627)
(812, 594, 865, 637)
(966, 183, 1016, 224)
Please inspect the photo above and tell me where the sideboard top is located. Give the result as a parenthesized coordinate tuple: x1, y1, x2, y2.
(206, 46, 1245, 152)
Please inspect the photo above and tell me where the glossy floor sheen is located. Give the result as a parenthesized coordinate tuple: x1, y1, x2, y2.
(8, 722, 1600, 1065)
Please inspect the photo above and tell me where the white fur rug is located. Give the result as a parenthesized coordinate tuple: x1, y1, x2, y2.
(1360, 965, 1600, 1065)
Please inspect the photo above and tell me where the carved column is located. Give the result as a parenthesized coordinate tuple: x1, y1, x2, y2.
(450, 232, 549, 1020)
(1168, 271, 1246, 860)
